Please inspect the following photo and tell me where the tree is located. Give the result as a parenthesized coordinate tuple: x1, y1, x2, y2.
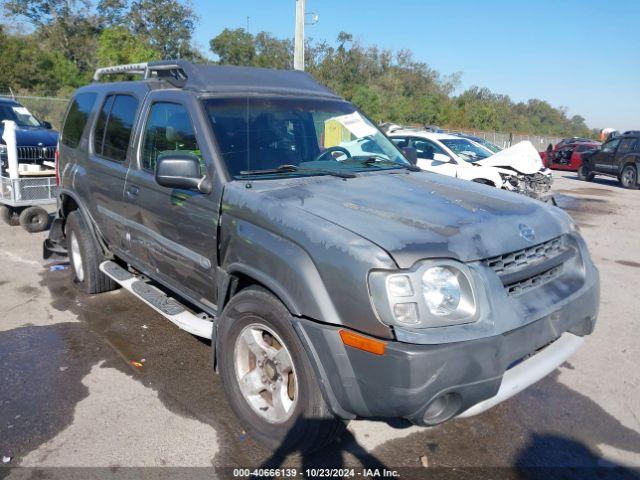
(129, 0, 198, 59)
(210, 28, 256, 66)
(97, 26, 161, 66)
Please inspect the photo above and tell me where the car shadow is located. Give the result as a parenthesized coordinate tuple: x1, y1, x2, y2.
(258, 417, 389, 473)
(515, 433, 640, 480)
(562, 174, 635, 191)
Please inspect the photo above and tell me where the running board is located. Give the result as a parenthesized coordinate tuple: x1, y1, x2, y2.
(99, 261, 214, 339)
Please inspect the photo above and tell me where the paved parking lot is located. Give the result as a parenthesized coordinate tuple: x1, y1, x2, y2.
(0, 170, 639, 477)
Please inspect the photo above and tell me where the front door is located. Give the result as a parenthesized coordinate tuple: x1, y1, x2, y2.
(591, 138, 620, 174)
(124, 94, 220, 310)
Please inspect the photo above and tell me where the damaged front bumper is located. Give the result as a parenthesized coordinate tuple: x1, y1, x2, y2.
(502, 170, 554, 202)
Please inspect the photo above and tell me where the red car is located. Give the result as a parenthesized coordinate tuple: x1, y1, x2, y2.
(542, 140, 601, 172)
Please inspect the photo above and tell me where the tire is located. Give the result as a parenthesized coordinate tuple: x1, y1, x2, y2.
(18, 206, 49, 233)
(217, 286, 346, 453)
(620, 165, 638, 189)
(0, 205, 21, 226)
(577, 164, 595, 181)
(472, 179, 495, 187)
(65, 211, 117, 294)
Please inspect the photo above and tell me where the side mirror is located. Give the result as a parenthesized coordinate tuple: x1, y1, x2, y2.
(155, 153, 211, 194)
(402, 146, 418, 165)
(42, 121, 53, 130)
(433, 153, 451, 163)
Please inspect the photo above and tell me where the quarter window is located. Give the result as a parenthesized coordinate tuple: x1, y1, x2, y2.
(141, 102, 202, 172)
(93, 94, 138, 162)
(61, 93, 97, 148)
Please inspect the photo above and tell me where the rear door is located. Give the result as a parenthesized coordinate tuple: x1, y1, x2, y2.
(86, 92, 141, 253)
(613, 137, 638, 174)
(123, 91, 220, 310)
(591, 138, 620, 173)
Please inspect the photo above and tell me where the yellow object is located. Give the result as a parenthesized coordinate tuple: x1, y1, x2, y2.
(324, 119, 351, 148)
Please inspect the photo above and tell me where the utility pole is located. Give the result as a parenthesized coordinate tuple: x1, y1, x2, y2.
(294, 0, 305, 71)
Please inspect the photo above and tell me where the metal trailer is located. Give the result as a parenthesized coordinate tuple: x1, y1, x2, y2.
(1, 120, 58, 232)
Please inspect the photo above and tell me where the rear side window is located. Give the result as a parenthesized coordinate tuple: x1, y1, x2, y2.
(61, 93, 98, 148)
(93, 94, 138, 162)
(618, 138, 637, 154)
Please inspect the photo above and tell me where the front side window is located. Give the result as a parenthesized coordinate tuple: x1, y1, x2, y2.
(141, 102, 201, 172)
(601, 138, 620, 153)
(0, 103, 41, 128)
(62, 93, 98, 148)
(93, 94, 138, 162)
(411, 138, 447, 160)
(440, 138, 492, 162)
(203, 97, 407, 179)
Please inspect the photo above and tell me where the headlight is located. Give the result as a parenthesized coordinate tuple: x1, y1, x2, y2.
(369, 260, 479, 329)
(422, 266, 461, 316)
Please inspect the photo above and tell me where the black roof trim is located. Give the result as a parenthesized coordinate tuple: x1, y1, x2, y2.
(94, 60, 341, 98)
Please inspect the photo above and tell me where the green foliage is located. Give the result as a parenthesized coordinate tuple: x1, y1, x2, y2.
(97, 26, 161, 66)
(0, 0, 596, 140)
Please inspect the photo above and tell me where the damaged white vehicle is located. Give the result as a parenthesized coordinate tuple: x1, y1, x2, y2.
(387, 128, 553, 202)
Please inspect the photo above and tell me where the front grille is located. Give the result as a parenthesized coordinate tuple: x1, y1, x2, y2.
(505, 265, 562, 296)
(16, 146, 56, 163)
(485, 236, 565, 275)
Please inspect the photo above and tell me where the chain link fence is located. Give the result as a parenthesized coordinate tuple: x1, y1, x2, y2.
(439, 127, 562, 151)
(1, 93, 564, 151)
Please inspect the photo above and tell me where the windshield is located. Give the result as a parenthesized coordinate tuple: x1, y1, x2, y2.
(473, 137, 502, 153)
(441, 138, 493, 162)
(203, 97, 408, 179)
(0, 103, 41, 128)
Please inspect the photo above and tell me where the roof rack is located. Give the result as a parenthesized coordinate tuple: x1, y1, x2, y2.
(92, 61, 189, 87)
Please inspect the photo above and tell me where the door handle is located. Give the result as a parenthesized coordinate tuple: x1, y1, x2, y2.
(126, 184, 139, 198)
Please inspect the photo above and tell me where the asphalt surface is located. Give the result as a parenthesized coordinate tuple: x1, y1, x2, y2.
(0, 170, 639, 479)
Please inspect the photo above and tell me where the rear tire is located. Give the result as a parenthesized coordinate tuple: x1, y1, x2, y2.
(19, 206, 49, 233)
(0, 205, 21, 226)
(217, 286, 346, 453)
(577, 164, 595, 181)
(65, 211, 117, 294)
(620, 165, 638, 189)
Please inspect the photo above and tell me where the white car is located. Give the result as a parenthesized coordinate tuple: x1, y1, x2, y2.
(387, 128, 553, 201)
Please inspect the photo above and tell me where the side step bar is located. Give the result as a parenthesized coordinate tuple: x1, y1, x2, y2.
(99, 261, 214, 339)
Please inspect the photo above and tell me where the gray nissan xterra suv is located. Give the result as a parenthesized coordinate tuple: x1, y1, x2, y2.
(45, 60, 600, 452)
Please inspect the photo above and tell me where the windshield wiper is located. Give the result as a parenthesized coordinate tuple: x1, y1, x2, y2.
(239, 164, 357, 179)
(356, 156, 422, 172)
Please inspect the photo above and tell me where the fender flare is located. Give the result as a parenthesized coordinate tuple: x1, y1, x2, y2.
(56, 189, 111, 255)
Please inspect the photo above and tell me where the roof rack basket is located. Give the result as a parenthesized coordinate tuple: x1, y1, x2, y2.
(92, 61, 189, 87)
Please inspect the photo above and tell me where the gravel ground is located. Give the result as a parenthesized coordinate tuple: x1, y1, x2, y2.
(0, 170, 638, 479)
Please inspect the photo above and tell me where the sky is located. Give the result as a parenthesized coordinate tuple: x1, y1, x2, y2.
(190, 0, 640, 131)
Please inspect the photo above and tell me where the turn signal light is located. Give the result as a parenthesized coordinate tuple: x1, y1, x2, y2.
(339, 329, 386, 355)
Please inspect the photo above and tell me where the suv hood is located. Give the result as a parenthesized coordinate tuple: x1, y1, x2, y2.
(475, 141, 544, 175)
(0, 125, 58, 147)
(250, 170, 572, 268)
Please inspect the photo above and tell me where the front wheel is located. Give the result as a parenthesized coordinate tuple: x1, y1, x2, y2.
(620, 165, 638, 189)
(577, 164, 595, 181)
(217, 286, 346, 453)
